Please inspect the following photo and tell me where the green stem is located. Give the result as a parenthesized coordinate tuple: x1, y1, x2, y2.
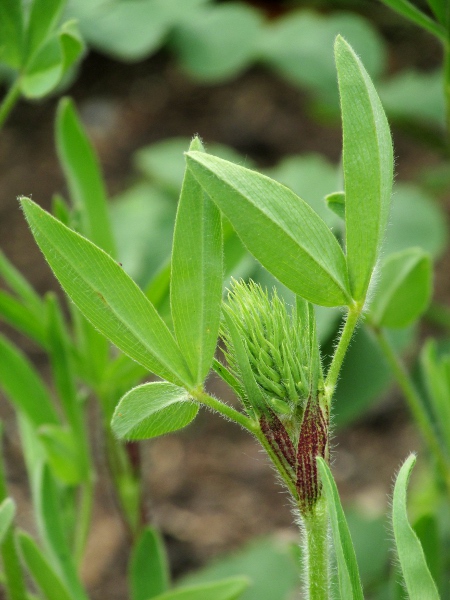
(324, 304, 363, 404)
(0, 79, 21, 131)
(193, 390, 257, 432)
(302, 497, 329, 600)
(73, 480, 94, 566)
(444, 39, 450, 140)
(373, 327, 450, 493)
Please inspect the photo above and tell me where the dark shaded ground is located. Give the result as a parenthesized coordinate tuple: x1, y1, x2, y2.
(1, 4, 449, 598)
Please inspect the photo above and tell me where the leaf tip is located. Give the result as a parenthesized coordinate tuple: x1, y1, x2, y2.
(189, 135, 205, 152)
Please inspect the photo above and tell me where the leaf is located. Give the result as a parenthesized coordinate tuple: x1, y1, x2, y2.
(325, 192, 345, 221)
(335, 36, 393, 302)
(171, 138, 222, 384)
(369, 247, 432, 328)
(152, 578, 249, 600)
(35, 464, 89, 600)
(0, 498, 16, 546)
(259, 11, 386, 104)
(392, 454, 440, 599)
(24, 0, 64, 63)
(0, 291, 47, 347)
(21, 198, 193, 388)
(0, 0, 24, 68)
(426, 0, 447, 25)
(316, 458, 364, 600)
(129, 526, 169, 600)
(18, 532, 73, 600)
(181, 537, 299, 600)
(111, 382, 198, 440)
(20, 21, 84, 98)
(56, 98, 116, 257)
(0, 250, 43, 314)
(38, 426, 84, 486)
(186, 152, 351, 307)
(172, 3, 262, 82)
(379, 0, 445, 40)
(0, 334, 59, 428)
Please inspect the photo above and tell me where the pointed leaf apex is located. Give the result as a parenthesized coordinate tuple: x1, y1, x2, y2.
(189, 136, 205, 152)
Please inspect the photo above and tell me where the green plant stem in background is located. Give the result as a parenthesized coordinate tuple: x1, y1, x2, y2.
(0, 79, 21, 131)
(373, 326, 450, 494)
(444, 40, 450, 140)
(324, 304, 363, 403)
(73, 480, 94, 566)
(0, 429, 28, 600)
(302, 498, 329, 600)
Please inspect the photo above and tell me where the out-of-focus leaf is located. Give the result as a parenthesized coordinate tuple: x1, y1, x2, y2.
(38, 425, 84, 486)
(56, 97, 116, 257)
(134, 137, 251, 196)
(385, 183, 447, 259)
(0, 250, 43, 313)
(172, 3, 262, 82)
(392, 455, 440, 599)
(413, 513, 441, 587)
(379, 0, 445, 40)
(129, 526, 169, 600)
(171, 138, 222, 384)
(260, 11, 385, 105)
(18, 532, 73, 600)
(0, 334, 59, 427)
(21, 21, 84, 98)
(22, 198, 193, 388)
(0, 291, 47, 346)
(186, 151, 351, 307)
(68, 0, 207, 61)
(332, 326, 414, 426)
(181, 537, 299, 600)
(325, 192, 345, 221)
(335, 36, 393, 302)
(265, 154, 340, 229)
(0, 0, 24, 68)
(153, 578, 249, 600)
(110, 184, 176, 287)
(370, 248, 432, 328)
(112, 382, 198, 440)
(380, 69, 444, 128)
(0, 498, 15, 546)
(317, 459, 364, 599)
(25, 0, 64, 63)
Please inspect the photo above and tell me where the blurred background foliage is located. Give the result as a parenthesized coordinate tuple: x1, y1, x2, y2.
(1, 0, 450, 599)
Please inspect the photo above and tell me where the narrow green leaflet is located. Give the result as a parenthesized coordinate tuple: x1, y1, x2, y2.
(335, 36, 393, 302)
(24, 0, 64, 62)
(0, 498, 15, 546)
(316, 458, 364, 600)
(56, 98, 116, 257)
(0, 291, 47, 347)
(152, 577, 249, 600)
(421, 341, 450, 453)
(171, 138, 222, 384)
(129, 526, 169, 600)
(18, 532, 73, 600)
(0, 250, 43, 313)
(392, 454, 440, 599)
(21, 198, 193, 388)
(112, 382, 198, 440)
(379, 0, 445, 40)
(370, 248, 432, 328)
(426, 0, 447, 25)
(35, 465, 89, 600)
(0, 334, 59, 428)
(325, 191, 345, 221)
(186, 152, 350, 307)
(38, 426, 84, 486)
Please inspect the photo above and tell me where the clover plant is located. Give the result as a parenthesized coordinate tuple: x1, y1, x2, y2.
(13, 36, 442, 599)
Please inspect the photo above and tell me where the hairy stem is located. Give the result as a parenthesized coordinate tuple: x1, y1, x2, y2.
(302, 497, 329, 600)
(373, 326, 450, 494)
(193, 390, 257, 432)
(324, 303, 363, 405)
(0, 79, 21, 131)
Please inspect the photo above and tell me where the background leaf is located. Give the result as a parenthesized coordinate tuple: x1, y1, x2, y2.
(392, 454, 440, 599)
(129, 526, 170, 600)
(111, 382, 198, 440)
(153, 577, 249, 600)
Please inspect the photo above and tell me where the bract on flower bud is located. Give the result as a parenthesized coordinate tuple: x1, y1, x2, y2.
(221, 279, 329, 514)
